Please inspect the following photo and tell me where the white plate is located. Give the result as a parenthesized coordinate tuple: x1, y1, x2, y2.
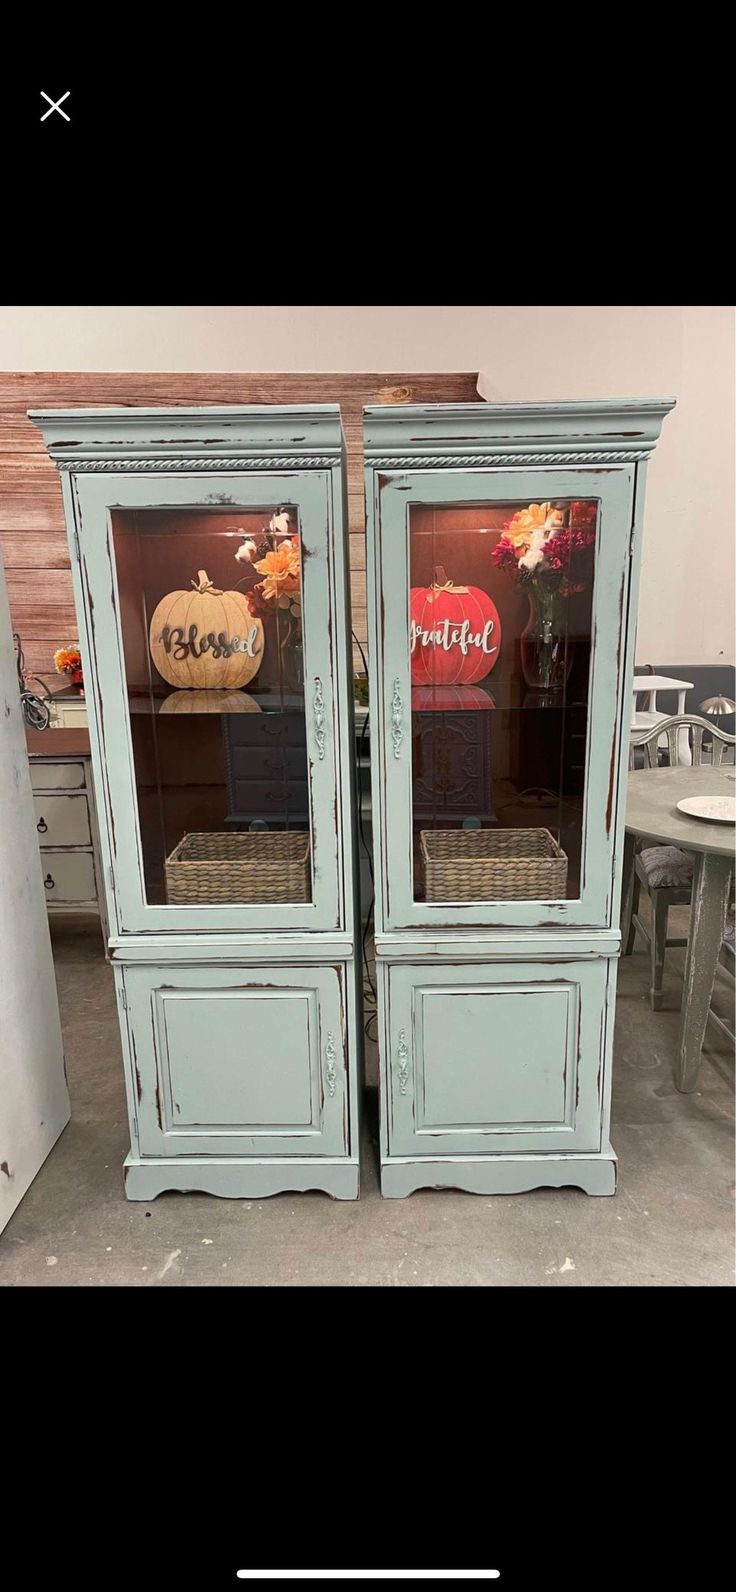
(676, 796, 736, 824)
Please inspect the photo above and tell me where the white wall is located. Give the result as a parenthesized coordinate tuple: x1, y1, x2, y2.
(1, 304, 733, 663)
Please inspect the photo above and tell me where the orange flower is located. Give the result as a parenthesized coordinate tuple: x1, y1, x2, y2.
(254, 541, 301, 600)
(505, 503, 553, 550)
(54, 646, 82, 674)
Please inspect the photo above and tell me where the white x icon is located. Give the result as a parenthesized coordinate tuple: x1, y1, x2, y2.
(40, 90, 71, 122)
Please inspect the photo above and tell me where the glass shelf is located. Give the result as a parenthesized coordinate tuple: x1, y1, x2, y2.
(126, 688, 307, 716)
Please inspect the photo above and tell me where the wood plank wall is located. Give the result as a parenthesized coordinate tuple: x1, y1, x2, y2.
(0, 371, 480, 684)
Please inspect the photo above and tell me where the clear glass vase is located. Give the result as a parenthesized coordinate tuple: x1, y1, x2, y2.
(520, 586, 572, 692)
(278, 616, 304, 694)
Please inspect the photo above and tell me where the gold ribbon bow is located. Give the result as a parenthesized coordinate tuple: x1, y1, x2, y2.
(425, 578, 469, 603)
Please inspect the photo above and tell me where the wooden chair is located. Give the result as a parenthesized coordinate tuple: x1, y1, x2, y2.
(625, 715, 736, 1011)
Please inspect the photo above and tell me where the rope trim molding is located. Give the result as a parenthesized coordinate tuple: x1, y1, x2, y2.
(55, 447, 647, 472)
(367, 449, 649, 468)
(55, 454, 339, 472)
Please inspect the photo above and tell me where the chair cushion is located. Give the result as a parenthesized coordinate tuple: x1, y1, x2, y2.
(639, 844, 694, 887)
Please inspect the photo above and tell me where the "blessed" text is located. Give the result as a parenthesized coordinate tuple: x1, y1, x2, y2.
(157, 623, 261, 662)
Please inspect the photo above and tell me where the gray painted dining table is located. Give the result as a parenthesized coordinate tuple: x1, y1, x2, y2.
(620, 765, 735, 1091)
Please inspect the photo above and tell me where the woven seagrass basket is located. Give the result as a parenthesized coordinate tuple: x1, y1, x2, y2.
(165, 830, 311, 905)
(420, 826, 568, 902)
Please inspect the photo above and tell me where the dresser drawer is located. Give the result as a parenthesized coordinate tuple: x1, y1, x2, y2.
(40, 851, 97, 903)
(227, 780, 309, 818)
(227, 746, 308, 781)
(48, 699, 89, 730)
(31, 760, 86, 792)
(225, 713, 306, 751)
(33, 793, 91, 847)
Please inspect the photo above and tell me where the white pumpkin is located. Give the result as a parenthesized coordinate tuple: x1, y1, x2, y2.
(148, 570, 264, 690)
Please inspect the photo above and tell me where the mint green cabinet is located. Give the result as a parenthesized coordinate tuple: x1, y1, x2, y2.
(121, 962, 349, 1163)
(31, 406, 360, 1201)
(385, 958, 610, 1157)
(365, 399, 675, 1197)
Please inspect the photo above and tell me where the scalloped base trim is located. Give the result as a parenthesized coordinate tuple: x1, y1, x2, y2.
(380, 1148, 617, 1198)
(123, 1154, 359, 1202)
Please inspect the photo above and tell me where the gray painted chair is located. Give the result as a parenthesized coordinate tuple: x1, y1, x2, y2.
(626, 715, 736, 1010)
(707, 906, 735, 1045)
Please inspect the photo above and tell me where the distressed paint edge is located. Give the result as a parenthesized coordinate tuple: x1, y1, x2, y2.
(373, 932, 622, 960)
(107, 935, 355, 962)
(27, 404, 345, 464)
(362, 397, 677, 461)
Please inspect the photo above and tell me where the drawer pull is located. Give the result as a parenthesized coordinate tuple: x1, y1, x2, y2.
(397, 1028, 410, 1095)
(391, 679, 404, 759)
(324, 1032, 338, 1098)
(37, 816, 48, 833)
(313, 677, 326, 761)
(44, 873, 55, 891)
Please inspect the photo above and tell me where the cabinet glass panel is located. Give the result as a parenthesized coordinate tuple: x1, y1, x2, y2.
(409, 497, 598, 904)
(111, 506, 311, 907)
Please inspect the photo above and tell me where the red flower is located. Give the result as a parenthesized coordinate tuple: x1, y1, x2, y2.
(492, 535, 522, 571)
(245, 582, 271, 620)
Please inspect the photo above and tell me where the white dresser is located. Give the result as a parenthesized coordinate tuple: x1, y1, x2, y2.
(26, 730, 107, 940)
(46, 686, 89, 730)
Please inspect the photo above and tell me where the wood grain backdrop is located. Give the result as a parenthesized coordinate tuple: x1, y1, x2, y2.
(0, 371, 480, 683)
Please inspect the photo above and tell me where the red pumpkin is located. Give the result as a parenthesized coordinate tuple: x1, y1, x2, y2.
(410, 566, 502, 686)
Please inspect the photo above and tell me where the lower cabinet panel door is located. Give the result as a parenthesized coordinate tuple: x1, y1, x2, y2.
(386, 960, 609, 1156)
(123, 964, 348, 1158)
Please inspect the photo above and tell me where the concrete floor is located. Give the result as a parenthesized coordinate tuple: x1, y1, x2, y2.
(1, 909, 733, 1286)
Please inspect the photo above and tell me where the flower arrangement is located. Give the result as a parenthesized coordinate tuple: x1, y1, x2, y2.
(492, 501, 597, 691)
(54, 644, 83, 688)
(233, 510, 303, 687)
(492, 501, 597, 596)
(234, 510, 301, 620)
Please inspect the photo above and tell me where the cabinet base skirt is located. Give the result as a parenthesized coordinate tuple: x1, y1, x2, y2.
(123, 1154, 360, 1202)
(381, 1147, 617, 1198)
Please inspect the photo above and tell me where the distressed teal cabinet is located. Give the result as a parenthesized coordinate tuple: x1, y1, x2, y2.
(31, 406, 360, 1200)
(365, 399, 674, 1196)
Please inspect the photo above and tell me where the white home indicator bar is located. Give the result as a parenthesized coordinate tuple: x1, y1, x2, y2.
(236, 1575, 501, 1582)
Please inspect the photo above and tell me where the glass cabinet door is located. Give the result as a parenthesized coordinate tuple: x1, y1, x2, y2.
(73, 472, 343, 933)
(375, 467, 636, 930)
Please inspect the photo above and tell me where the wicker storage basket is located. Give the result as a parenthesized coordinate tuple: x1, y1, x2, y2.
(420, 827, 568, 903)
(165, 830, 311, 905)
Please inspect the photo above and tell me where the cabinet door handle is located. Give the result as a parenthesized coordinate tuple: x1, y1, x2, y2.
(324, 1031, 338, 1098)
(391, 679, 403, 758)
(313, 677, 326, 761)
(37, 816, 48, 833)
(44, 873, 55, 891)
(396, 1028, 410, 1095)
